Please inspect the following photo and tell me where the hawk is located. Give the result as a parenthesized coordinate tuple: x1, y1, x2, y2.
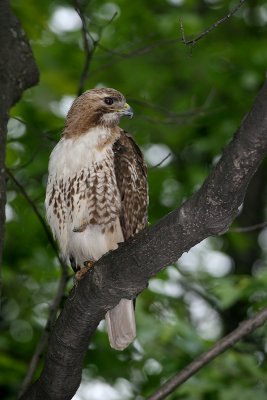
(45, 88, 148, 350)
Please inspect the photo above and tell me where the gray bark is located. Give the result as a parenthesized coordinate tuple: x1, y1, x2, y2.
(0, 0, 39, 280)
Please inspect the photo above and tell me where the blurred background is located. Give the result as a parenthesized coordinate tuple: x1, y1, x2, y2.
(2, 0, 267, 399)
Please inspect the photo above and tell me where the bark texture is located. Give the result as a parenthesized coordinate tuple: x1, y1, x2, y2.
(21, 80, 267, 400)
(0, 0, 39, 273)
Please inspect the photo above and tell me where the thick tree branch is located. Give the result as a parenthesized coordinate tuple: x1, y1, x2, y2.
(0, 0, 39, 292)
(147, 305, 267, 400)
(21, 80, 267, 400)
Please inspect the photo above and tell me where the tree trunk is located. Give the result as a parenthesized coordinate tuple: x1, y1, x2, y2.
(0, 0, 39, 277)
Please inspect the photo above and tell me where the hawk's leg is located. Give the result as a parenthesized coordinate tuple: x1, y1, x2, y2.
(75, 260, 94, 281)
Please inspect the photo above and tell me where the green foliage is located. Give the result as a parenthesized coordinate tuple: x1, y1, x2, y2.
(2, 0, 267, 399)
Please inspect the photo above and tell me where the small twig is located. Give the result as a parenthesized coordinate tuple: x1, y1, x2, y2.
(230, 221, 267, 233)
(178, 278, 221, 313)
(92, 37, 184, 75)
(9, 116, 62, 145)
(10, 115, 27, 125)
(96, 37, 179, 59)
(7, 117, 61, 171)
(128, 98, 182, 117)
(75, 0, 96, 96)
(147, 305, 267, 400)
(8, 151, 37, 172)
(180, 0, 246, 47)
(74, 2, 118, 96)
(6, 169, 63, 268)
(151, 153, 172, 169)
(129, 97, 219, 126)
(179, 17, 186, 45)
(99, 11, 118, 31)
(141, 113, 203, 125)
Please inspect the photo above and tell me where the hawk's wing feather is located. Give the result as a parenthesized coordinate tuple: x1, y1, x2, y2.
(113, 130, 148, 240)
(107, 131, 148, 350)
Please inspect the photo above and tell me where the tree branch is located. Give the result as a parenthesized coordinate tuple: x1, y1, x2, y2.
(180, 0, 246, 47)
(230, 221, 267, 232)
(18, 263, 69, 397)
(147, 305, 267, 400)
(6, 169, 70, 395)
(20, 78, 267, 400)
(0, 0, 39, 296)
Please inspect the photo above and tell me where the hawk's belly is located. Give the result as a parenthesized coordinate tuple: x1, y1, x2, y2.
(67, 218, 124, 267)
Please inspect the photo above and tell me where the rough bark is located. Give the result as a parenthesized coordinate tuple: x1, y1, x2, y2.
(21, 80, 267, 400)
(0, 0, 39, 275)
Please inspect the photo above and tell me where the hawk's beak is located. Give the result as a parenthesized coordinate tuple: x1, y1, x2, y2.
(120, 103, 134, 119)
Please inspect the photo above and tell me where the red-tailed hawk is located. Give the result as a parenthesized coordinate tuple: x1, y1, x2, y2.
(45, 88, 148, 350)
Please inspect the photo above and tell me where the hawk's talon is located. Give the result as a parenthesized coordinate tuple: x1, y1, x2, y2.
(74, 260, 94, 282)
(84, 260, 94, 269)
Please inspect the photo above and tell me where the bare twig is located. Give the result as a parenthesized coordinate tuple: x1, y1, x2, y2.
(230, 221, 267, 233)
(129, 94, 220, 125)
(147, 306, 267, 400)
(180, 0, 246, 47)
(142, 114, 201, 125)
(96, 37, 179, 59)
(91, 37, 181, 74)
(178, 278, 221, 313)
(74, 2, 118, 96)
(90, 36, 185, 75)
(99, 11, 118, 30)
(6, 169, 63, 268)
(151, 153, 172, 169)
(10, 116, 62, 141)
(74, 0, 96, 96)
(128, 98, 182, 116)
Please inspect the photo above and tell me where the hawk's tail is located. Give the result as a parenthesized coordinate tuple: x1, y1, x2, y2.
(105, 298, 136, 351)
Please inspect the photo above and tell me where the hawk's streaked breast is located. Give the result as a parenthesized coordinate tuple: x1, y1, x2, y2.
(46, 126, 123, 266)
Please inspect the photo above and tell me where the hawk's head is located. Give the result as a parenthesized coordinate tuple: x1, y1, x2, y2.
(63, 88, 133, 137)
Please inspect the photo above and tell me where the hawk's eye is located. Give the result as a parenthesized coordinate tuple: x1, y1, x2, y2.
(104, 97, 114, 105)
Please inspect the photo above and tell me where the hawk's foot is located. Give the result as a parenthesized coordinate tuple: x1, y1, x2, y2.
(83, 260, 94, 269)
(75, 260, 94, 282)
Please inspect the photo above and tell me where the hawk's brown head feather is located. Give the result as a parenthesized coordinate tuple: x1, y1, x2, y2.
(63, 88, 133, 138)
